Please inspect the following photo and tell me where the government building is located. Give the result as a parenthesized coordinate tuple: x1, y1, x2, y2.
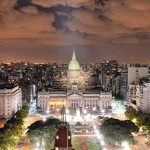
(0, 84, 22, 119)
(38, 49, 112, 113)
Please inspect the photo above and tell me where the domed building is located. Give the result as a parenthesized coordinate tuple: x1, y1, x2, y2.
(67, 49, 83, 90)
(38, 48, 112, 113)
(68, 50, 80, 71)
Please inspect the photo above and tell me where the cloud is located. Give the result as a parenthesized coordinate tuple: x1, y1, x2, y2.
(125, 0, 150, 11)
(103, 0, 150, 30)
(0, 8, 55, 38)
(0, 0, 150, 62)
(0, 0, 17, 12)
(21, 6, 39, 15)
(32, 0, 91, 8)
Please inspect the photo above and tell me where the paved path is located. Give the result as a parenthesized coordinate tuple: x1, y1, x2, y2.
(80, 138, 87, 150)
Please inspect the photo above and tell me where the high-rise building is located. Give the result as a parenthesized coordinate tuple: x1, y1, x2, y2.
(0, 84, 22, 119)
(119, 72, 128, 99)
(100, 60, 118, 92)
(128, 80, 150, 113)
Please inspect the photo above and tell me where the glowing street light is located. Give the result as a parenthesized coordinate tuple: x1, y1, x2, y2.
(43, 117, 46, 122)
(122, 141, 131, 150)
(101, 140, 105, 146)
(56, 108, 60, 111)
(83, 109, 87, 114)
(95, 129, 99, 134)
(92, 107, 96, 111)
(66, 109, 69, 114)
(46, 109, 50, 114)
(101, 109, 105, 113)
(36, 142, 40, 147)
(132, 118, 137, 123)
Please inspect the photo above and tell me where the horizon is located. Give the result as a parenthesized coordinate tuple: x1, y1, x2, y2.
(0, 0, 150, 63)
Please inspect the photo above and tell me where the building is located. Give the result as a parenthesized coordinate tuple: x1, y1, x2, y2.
(0, 84, 22, 119)
(20, 82, 36, 105)
(38, 49, 112, 113)
(127, 68, 150, 113)
(100, 60, 118, 92)
(38, 90, 111, 111)
(128, 80, 150, 113)
(119, 72, 128, 99)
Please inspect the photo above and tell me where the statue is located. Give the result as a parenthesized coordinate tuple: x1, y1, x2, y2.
(75, 107, 82, 122)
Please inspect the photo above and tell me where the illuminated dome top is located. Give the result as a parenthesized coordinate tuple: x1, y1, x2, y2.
(68, 49, 80, 71)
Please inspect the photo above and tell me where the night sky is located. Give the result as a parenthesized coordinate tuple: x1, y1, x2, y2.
(0, 0, 150, 63)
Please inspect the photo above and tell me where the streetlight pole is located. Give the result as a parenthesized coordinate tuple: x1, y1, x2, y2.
(67, 127, 68, 150)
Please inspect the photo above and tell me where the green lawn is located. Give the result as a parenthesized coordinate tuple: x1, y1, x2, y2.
(73, 144, 82, 150)
(72, 137, 81, 143)
(72, 137, 102, 150)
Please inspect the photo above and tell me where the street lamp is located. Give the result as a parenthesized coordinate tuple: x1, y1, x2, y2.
(66, 109, 69, 114)
(121, 141, 131, 150)
(132, 118, 137, 123)
(42, 117, 46, 122)
(93, 107, 96, 111)
(83, 109, 87, 114)
(101, 140, 105, 146)
(46, 109, 50, 114)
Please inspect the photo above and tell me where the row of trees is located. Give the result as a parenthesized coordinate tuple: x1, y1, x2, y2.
(0, 106, 29, 150)
(125, 106, 150, 139)
(27, 117, 68, 149)
(100, 117, 138, 146)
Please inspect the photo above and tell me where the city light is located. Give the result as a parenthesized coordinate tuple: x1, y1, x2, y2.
(101, 140, 105, 146)
(46, 109, 50, 114)
(92, 107, 96, 111)
(95, 129, 99, 134)
(66, 109, 69, 114)
(83, 109, 87, 114)
(0, 1, 149, 149)
(132, 118, 137, 123)
(36, 142, 40, 147)
(101, 110, 105, 113)
(122, 141, 131, 150)
(42, 117, 46, 122)
(56, 108, 60, 111)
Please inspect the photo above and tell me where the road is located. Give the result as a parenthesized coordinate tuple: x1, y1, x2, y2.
(15, 104, 150, 150)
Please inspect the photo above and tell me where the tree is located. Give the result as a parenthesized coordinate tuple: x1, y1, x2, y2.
(27, 117, 62, 149)
(125, 106, 150, 135)
(0, 106, 29, 150)
(100, 118, 138, 146)
(15, 106, 29, 119)
(125, 106, 138, 120)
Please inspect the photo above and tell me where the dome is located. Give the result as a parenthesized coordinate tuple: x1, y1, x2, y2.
(68, 50, 80, 71)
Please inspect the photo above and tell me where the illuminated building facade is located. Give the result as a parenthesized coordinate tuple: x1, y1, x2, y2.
(0, 85, 22, 119)
(38, 49, 112, 112)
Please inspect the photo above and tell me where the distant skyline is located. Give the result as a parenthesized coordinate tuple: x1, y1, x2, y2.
(0, 0, 150, 63)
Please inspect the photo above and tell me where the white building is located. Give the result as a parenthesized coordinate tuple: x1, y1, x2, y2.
(0, 85, 22, 119)
(128, 81, 150, 113)
(38, 49, 112, 112)
(38, 90, 112, 111)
